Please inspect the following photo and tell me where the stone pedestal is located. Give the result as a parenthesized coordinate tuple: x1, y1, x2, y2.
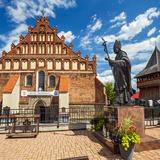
(105, 106, 145, 137)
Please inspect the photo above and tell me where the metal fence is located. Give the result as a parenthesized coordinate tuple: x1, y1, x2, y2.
(0, 106, 104, 127)
(0, 106, 159, 133)
(144, 107, 160, 126)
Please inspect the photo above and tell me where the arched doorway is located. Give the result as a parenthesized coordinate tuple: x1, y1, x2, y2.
(38, 71, 45, 91)
(35, 100, 46, 123)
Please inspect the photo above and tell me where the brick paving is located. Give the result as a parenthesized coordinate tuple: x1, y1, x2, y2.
(0, 128, 159, 160)
(133, 127, 160, 160)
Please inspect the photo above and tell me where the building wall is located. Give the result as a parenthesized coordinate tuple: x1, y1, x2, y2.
(0, 73, 10, 102)
(0, 17, 106, 108)
(95, 78, 106, 104)
(69, 74, 96, 104)
(0, 72, 106, 108)
(59, 93, 69, 108)
(140, 86, 160, 100)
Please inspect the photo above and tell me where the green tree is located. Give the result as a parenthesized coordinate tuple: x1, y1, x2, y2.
(105, 82, 115, 105)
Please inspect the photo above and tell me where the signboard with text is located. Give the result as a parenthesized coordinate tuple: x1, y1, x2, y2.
(21, 90, 59, 97)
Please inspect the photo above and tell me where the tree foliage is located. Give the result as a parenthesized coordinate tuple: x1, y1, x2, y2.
(105, 82, 116, 105)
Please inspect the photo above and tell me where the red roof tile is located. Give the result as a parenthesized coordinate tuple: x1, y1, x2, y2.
(3, 74, 19, 93)
(131, 92, 140, 99)
(59, 76, 69, 93)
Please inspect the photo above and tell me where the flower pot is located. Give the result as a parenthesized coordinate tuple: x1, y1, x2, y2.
(119, 144, 135, 160)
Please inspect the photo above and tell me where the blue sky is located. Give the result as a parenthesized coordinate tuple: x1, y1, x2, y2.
(0, 0, 160, 89)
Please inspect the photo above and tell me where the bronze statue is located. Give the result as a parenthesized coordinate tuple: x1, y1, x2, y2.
(103, 39, 132, 106)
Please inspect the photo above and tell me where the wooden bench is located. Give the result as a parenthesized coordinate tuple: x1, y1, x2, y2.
(7, 125, 36, 132)
(6, 114, 40, 138)
(6, 133, 37, 138)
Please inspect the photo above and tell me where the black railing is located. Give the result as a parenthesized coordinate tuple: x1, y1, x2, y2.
(0, 106, 159, 129)
(0, 106, 104, 127)
(144, 107, 160, 126)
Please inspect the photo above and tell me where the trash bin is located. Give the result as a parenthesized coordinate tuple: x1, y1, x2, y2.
(148, 100, 153, 107)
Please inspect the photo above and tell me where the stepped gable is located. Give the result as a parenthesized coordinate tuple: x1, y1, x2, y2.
(0, 16, 96, 73)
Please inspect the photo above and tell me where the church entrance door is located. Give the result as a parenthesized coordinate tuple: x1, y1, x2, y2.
(35, 100, 46, 123)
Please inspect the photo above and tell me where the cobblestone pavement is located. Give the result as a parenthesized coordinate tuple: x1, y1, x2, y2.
(0, 128, 159, 160)
(133, 127, 160, 160)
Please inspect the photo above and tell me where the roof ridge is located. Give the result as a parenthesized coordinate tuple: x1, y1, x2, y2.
(136, 46, 160, 77)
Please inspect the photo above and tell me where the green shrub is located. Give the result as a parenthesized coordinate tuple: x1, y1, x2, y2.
(90, 117, 107, 131)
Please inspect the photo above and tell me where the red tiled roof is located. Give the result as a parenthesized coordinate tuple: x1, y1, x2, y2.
(131, 92, 140, 99)
(3, 74, 19, 93)
(59, 76, 69, 93)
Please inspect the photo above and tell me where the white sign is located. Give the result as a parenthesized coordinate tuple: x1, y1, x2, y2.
(21, 90, 59, 97)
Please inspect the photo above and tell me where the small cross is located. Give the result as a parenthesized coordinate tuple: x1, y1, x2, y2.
(41, 9, 45, 17)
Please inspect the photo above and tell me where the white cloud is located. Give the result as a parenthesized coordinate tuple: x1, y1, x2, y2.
(96, 7, 160, 44)
(80, 15, 102, 50)
(97, 69, 139, 89)
(132, 62, 147, 73)
(111, 21, 126, 29)
(79, 34, 91, 50)
(88, 19, 102, 32)
(6, 0, 76, 23)
(118, 8, 160, 40)
(58, 31, 76, 43)
(0, 24, 28, 53)
(122, 35, 160, 60)
(97, 70, 137, 89)
(110, 12, 126, 23)
(147, 27, 157, 37)
(97, 70, 114, 84)
(110, 12, 126, 28)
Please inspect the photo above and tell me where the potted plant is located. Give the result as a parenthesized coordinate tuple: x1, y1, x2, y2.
(113, 118, 140, 160)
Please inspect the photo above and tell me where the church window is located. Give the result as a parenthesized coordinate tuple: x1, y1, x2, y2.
(34, 44, 37, 54)
(62, 107, 66, 112)
(26, 75, 32, 86)
(51, 34, 54, 41)
(42, 44, 45, 54)
(38, 71, 45, 91)
(47, 44, 50, 54)
(49, 75, 56, 87)
(31, 35, 33, 41)
(39, 45, 42, 54)
(31, 45, 34, 54)
(63, 48, 67, 54)
(51, 45, 53, 54)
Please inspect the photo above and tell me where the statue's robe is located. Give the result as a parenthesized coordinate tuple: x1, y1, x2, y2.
(110, 50, 132, 105)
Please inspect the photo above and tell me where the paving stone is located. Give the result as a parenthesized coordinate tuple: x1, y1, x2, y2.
(0, 129, 159, 160)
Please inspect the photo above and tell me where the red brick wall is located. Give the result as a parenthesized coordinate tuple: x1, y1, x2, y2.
(69, 73, 96, 104)
(95, 78, 106, 104)
(0, 72, 106, 106)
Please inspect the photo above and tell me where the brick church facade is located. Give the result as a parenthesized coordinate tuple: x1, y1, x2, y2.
(0, 16, 106, 113)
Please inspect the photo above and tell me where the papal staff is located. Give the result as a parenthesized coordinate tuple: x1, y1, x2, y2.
(102, 37, 110, 60)
(102, 37, 120, 101)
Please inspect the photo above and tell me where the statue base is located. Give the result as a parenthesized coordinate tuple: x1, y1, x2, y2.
(105, 106, 145, 137)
